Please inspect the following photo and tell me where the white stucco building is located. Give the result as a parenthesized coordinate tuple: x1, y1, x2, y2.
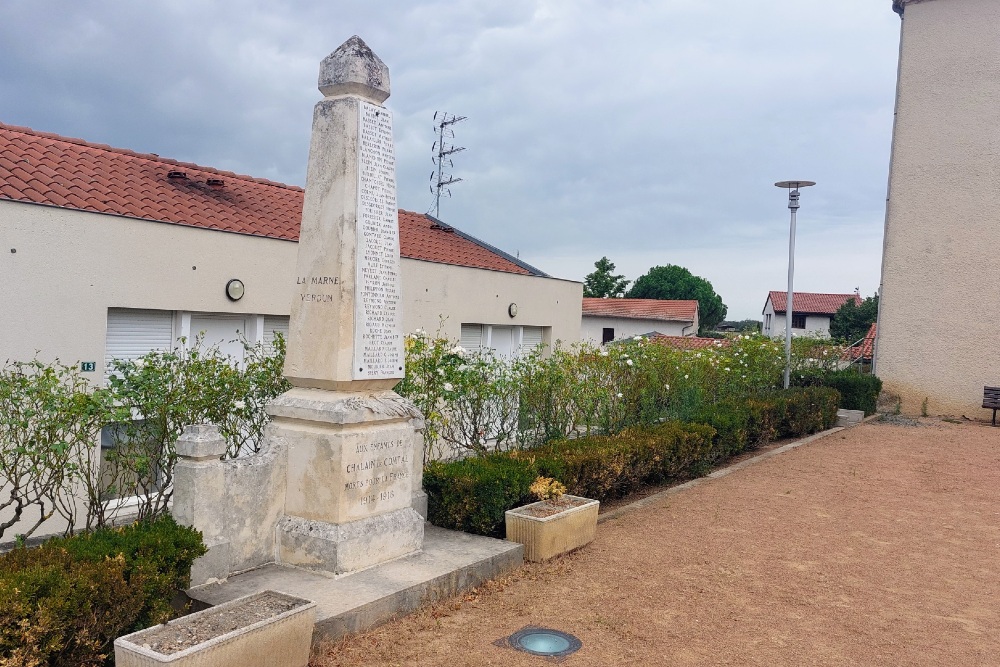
(877, 0, 1000, 416)
(0, 121, 584, 539)
(761, 291, 860, 339)
(0, 122, 582, 376)
(581, 298, 698, 344)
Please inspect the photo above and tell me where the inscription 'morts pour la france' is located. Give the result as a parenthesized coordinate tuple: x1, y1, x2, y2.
(353, 100, 404, 380)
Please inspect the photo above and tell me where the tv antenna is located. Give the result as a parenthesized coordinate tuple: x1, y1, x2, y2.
(428, 111, 466, 218)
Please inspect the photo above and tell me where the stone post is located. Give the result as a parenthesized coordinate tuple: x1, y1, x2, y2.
(173, 424, 231, 586)
(267, 36, 424, 575)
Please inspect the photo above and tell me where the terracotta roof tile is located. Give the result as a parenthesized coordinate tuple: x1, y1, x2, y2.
(844, 322, 877, 361)
(648, 334, 729, 350)
(582, 298, 698, 322)
(0, 122, 542, 276)
(766, 291, 861, 315)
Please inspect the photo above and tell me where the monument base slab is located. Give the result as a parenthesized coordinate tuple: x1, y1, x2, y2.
(189, 524, 524, 643)
(276, 509, 423, 575)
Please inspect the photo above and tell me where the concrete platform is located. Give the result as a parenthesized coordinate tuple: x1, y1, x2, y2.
(836, 409, 865, 427)
(188, 524, 523, 642)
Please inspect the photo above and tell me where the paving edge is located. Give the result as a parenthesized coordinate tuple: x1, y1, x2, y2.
(314, 542, 523, 641)
(597, 425, 846, 524)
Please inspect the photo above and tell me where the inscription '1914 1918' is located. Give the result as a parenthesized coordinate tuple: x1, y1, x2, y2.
(353, 101, 404, 381)
(341, 436, 411, 516)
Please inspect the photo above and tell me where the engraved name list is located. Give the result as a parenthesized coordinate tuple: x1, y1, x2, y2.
(353, 101, 404, 380)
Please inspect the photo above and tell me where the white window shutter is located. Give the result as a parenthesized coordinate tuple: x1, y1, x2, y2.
(460, 324, 484, 353)
(520, 326, 543, 353)
(263, 316, 290, 355)
(105, 309, 174, 376)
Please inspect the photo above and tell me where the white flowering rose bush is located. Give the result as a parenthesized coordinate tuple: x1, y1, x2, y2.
(398, 329, 843, 462)
(395, 329, 477, 461)
(0, 334, 291, 537)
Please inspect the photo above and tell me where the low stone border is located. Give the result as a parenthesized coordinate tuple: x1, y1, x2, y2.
(598, 424, 853, 525)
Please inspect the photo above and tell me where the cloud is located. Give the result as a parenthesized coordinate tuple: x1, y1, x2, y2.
(0, 0, 901, 317)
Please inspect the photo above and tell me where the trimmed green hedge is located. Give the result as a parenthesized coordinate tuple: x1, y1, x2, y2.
(424, 453, 538, 538)
(692, 387, 840, 457)
(792, 369, 882, 415)
(425, 388, 841, 538)
(425, 421, 715, 537)
(0, 516, 205, 667)
(533, 422, 716, 500)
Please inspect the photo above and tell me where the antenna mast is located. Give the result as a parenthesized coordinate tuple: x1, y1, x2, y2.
(428, 111, 466, 218)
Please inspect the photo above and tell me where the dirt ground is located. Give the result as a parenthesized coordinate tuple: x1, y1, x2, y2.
(311, 418, 1000, 667)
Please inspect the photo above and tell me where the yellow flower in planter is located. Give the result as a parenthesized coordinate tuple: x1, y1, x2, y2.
(529, 476, 567, 501)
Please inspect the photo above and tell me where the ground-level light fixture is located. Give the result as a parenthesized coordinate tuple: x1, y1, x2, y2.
(774, 180, 816, 390)
(495, 626, 582, 659)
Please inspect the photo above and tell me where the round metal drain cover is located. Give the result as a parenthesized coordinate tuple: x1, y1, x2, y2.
(509, 627, 581, 657)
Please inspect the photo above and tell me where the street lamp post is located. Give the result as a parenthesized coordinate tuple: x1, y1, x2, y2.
(774, 180, 816, 390)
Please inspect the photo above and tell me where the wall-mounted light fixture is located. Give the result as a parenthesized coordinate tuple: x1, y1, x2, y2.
(226, 279, 245, 301)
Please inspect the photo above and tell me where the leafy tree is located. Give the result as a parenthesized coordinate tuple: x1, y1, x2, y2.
(830, 293, 878, 343)
(583, 257, 630, 298)
(626, 264, 728, 334)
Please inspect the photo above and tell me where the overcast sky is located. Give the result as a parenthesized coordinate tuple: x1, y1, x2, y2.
(0, 0, 902, 320)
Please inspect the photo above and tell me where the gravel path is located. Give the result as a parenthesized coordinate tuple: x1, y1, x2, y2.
(312, 418, 1000, 666)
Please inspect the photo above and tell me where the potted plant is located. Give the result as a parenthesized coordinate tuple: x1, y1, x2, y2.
(114, 590, 315, 667)
(505, 477, 599, 562)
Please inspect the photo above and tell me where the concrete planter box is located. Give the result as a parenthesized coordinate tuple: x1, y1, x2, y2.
(114, 591, 315, 667)
(505, 495, 599, 562)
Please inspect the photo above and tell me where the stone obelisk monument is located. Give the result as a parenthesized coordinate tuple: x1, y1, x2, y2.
(267, 36, 424, 575)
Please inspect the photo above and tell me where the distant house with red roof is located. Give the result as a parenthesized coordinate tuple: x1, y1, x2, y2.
(581, 298, 698, 344)
(647, 334, 728, 350)
(843, 322, 877, 362)
(0, 122, 582, 373)
(761, 291, 861, 339)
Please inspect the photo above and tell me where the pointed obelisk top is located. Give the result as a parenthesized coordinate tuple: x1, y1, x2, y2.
(318, 35, 390, 103)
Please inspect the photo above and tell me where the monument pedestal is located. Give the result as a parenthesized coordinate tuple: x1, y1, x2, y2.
(267, 388, 424, 575)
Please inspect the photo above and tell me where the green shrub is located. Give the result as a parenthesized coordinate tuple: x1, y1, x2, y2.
(687, 403, 751, 459)
(689, 387, 839, 458)
(534, 421, 716, 501)
(423, 454, 538, 538)
(645, 422, 718, 480)
(423, 388, 838, 538)
(773, 386, 841, 436)
(0, 516, 205, 666)
(742, 396, 783, 447)
(792, 369, 882, 415)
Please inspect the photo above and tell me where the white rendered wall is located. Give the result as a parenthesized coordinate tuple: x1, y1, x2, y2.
(0, 200, 581, 539)
(762, 300, 777, 337)
(765, 313, 833, 340)
(876, 0, 1000, 416)
(1, 200, 581, 374)
(580, 316, 694, 345)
